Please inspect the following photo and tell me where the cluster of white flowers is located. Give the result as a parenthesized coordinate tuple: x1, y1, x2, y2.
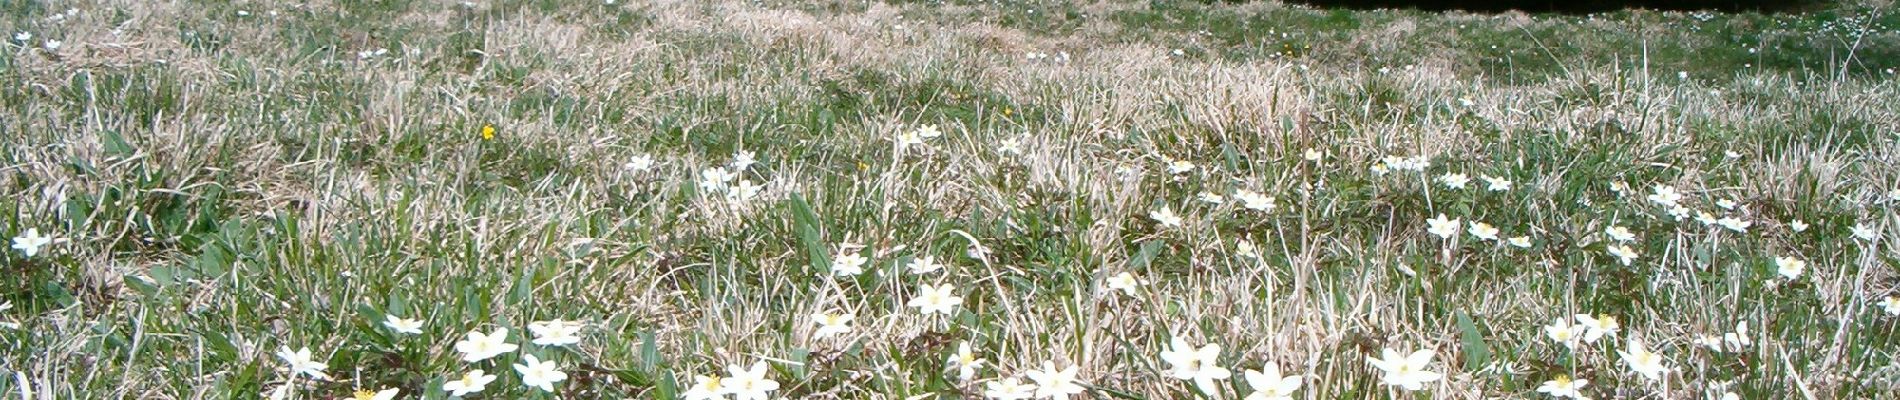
(1371, 154, 1431, 175)
(263, 317, 600, 398)
(696, 149, 767, 204)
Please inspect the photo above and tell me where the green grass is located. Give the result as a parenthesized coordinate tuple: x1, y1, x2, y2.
(3, 0, 1900, 398)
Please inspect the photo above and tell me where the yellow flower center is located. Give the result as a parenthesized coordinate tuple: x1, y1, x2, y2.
(352, 390, 377, 400)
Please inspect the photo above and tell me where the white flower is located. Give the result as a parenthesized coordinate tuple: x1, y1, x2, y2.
(727, 180, 763, 202)
(895, 130, 926, 152)
(1543, 318, 1585, 349)
(1878, 297, 1900, 316)
(10, 228, 55, 258)
(1535, 375, 1588, 399)
(1302, 149, 1323, 162)
(1167, 159, 1196, 175)
(1696, 211, 1719, 226)
(1197, 192, 1225, 204)
(1483, 175, 1512, 191)
(915, 124, 943, 139)
(1242, 363, 1303, 400)
(1438, 173, 1470, 189)
(948, 341, 985, 381)
(277, 346, 331, 380)
(1605, 226, 1636, 243)
(1426, 214, 1461, 240)
(1716, 217, 1751, 233)
(719, 361, 779, 400)
(382, 315, 423, 335)
(1367, 348, 1442, 391)
(1693, 335, 1723, 352)
(442, 370, 498, 397)
(1150, 207, 1183, 228)
(1159, 337, 1230, 394)
(1467, 222, 1500, 241)
(831, 250, 867, 277)
(1402, 156, 1431, 171)
(454, 328, 519, 362)
(1607, 244, 1639, 266)
(1853, 223, 1879, 241)
(730, 149, 757, 171)
(682, 374, 725, 400)
(1508, 236, 1533, 248)
(1715, 199, 1738, 210)
(1574, 314, 1620, 344)
(624, 154, 655, 172)
(998, 138, 1024, 155)
(1235, 239, 1260, 259)
(1105, 272, 1146, 296)
(1774, 256, 1805, 280)
(348, 388, 399, 400)
(514, 354, 567, 392)
(528, 319, 584, 346)
(1237, 190, 1276, 212)
(1667, 206, 1692, 221)
(1025, 361, 1085, 399)
(907, 255, 943, 275)
(12, 32, 29, 42)
(1789, 220, 1809, 232)
(41, 40, 59, 52)
(1721, 321, 1751, 352)
(984, 377, 1038, 400)
(896, 125, 934, 151)
(1618, 338, 1669, 381)
(699, 167, 736, 191)
(810, 312, 853, 338)
(908, 283, 962, 315)
(1647, 184, 1683, 207)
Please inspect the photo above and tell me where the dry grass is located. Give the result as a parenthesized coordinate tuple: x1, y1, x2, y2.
(3, 0, 1900, 399)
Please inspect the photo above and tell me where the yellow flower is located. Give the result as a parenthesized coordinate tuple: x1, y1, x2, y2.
(481, 124, 496, 140)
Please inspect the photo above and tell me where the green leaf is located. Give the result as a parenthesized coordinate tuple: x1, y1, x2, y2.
(656, 371, 678, 400)
(99, 130, 135, 156)
(1128, 240, 1164, 269)
(420, 376, 448, 400)
(38, 280, 76, 308)
(124, 275, 159, 297)
(1220, 143, 1242, 171)
(508, 264, 536, 305)
(639, 331, 661, 371)
(1455, 311, 1492, 369)
(788, 193, 828, 274)
(789, 347, 810, 379)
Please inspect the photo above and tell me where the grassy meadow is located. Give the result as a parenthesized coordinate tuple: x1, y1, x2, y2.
(4, 0, 1900, 398)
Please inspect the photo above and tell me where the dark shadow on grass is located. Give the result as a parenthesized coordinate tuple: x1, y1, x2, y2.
(1276, 0, 1832, 13)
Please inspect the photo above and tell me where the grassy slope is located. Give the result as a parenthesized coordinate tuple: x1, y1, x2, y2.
(2, 0, 1899, 398)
